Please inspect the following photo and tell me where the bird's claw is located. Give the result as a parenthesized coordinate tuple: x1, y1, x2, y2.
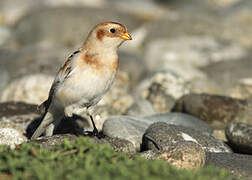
(83, 129, 104, 139)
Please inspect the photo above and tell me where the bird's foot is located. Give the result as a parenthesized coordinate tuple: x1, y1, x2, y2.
(83, 128, 104, 139)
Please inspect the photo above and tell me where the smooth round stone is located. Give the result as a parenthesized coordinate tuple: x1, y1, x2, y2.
(225, 122, 252, 154)
(172, 93, 252, 127)
(142, 122, 232, 153)
(144, 112, 213, 135)
(102, 115, 149, 151)
(141, 141, 205, 170)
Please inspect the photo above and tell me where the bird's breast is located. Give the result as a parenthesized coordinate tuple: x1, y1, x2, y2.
(55, 64, 117, 107)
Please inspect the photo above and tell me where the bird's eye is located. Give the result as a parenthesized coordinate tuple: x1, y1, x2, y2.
(110, 28, 116, 33)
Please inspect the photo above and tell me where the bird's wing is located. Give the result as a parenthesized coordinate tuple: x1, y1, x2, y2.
(38, 49, 82, 112)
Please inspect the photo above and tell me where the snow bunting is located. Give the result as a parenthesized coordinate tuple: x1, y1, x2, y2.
(31, 22, 132, 139)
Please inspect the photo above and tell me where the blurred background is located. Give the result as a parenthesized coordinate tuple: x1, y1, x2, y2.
(0, 0, 252, 109)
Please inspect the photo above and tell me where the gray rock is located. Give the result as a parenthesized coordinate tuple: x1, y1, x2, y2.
(102, 115, 148, 151)
(201, 57, 252, 97)
(145, 112, 213, 135)
(144, 36, 246, 72)
(206, 152, 252, 179)
(12, 7, 142, 48)
(142, 122, 232, 153)
(126, 96, 156, 117)
(118, 51, 147, 86)
(0, 26, 11, 46)
(226, 122, 252, 154)
(172, 93, 252, 128)
(142, 78, 176, 113)
(0, 64, 9, 97)
(1, 46, 72, 82)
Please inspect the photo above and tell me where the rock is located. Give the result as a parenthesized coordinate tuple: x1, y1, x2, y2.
(1, 46, 71, 82)
(213, 129, 227, 141)
(99, 71, 134, 115)
(102, 115, 148, 151)
(126, 96, 156, 117)
(141, 141, 206, 170)
(0, 0, 42, 25)
(109, 0, 166, 21)
(201, 58, 252, 97)
(144, 36, 246, 72)
(0, 64, 9, 97)
(172, 93, 252, 128)
(206, 152, 252, 179)
(12, 7, 142, 48)
(103, 113, 214, 151)
(225, 122, 252, 154)
(142, 122, 232, 153)
(91, 136, 136, 155)
(0, 26, 11, 46)
(0, 126, 27, 148)
(0, 102, 40, 134)
(189, 76, 222, 95)
(118, 51, 147, 86)
(1, 74, 53, 104)
(30, 134, 136, 154)
(144, 113, 213, 135)
(231, 78, 252, 101)
(139, 71, 189, 113)
(30, 134, 79, 148)
(43, 0, 106, 8)
(156, 141, 205, 170)
(140, 71, 190, 99)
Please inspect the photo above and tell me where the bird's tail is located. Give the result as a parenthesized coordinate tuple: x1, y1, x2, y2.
(31, 111, 54, 140)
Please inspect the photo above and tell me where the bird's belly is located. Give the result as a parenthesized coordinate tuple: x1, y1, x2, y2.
(55, 69, 116, 107)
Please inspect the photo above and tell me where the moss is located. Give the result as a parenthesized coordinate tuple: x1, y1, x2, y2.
(0, 137, 237, 180)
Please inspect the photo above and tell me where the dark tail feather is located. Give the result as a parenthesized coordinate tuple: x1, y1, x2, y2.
(31, 111, 54, 140)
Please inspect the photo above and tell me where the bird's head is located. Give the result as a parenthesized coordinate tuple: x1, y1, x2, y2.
(84, 22, 132, 51)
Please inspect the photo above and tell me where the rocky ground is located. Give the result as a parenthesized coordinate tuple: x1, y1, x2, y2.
(0, 0, 252, 179)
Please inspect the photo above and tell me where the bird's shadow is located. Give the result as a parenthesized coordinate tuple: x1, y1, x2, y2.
(26, 113, 90, 139)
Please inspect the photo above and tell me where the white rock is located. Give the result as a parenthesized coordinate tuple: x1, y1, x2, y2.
(1, 74, 54, 104)
(139, 71, 190, 99)
(0, 127, 27, 148)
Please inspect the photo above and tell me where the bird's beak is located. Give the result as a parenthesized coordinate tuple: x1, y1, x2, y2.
(120, 32, 132, 40)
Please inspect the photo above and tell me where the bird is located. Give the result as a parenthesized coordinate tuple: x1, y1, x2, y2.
(31, 22, 132, 139)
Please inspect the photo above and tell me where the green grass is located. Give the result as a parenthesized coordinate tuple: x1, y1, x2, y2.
(0, 137, 237, 180)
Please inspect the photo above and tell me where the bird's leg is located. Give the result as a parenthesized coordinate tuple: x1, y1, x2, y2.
(82, 115, 104, 139)
(90, 115, 99, 136)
